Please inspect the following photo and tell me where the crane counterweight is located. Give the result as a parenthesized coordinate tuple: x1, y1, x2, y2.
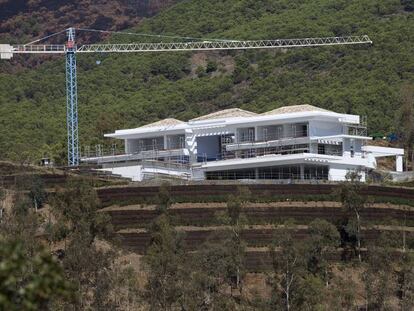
(0, 44, 13, 59)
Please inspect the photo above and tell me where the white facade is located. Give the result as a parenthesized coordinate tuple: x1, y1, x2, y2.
(82, 105, 404, 182)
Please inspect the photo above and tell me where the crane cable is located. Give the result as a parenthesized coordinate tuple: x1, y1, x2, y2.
(75, 27, 239, 42)
(22, 27, 239, 46)
(24, 29, 68, 45)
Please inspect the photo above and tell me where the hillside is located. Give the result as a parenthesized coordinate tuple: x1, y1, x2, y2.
(0, 0, 413, 164)
(0, 0, 178, 42)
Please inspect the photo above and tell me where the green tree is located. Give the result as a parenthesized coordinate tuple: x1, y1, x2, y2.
(399, 252, 414, 311)
(224, 186, 250, 291)
(182, 234, 242, 310)
(337, 171, 367, 262)
(362, 234, 396, 311)
(295, 274, 325, 311)
(144, 214, 186, 311)
(0, 239, 73, 311)
(269, 224, 306, 311)
(178, 187, 250, 309)
(157, 181, 173, 213)
(196, 65, 207, 78)
(50, 180, 133, 309)
(396, 83, 414, 169)
(206, 60, 218, 73)
(307, 219, 340, 287)
(27, 175, 46, 212)
(51, 180, 114, 246)
(328, 275, 357, 311)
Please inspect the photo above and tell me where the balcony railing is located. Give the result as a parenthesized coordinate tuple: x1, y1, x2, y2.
(237, 129, 308, 144)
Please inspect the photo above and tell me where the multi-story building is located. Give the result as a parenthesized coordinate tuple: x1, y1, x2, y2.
(82, 105, 404, 182)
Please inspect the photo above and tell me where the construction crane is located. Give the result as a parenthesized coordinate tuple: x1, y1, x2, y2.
(0, 28, 372, 166)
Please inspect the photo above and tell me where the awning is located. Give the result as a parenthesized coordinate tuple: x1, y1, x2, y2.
(317, 138, 342, 145)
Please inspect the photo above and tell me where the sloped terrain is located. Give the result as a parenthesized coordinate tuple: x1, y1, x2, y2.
(0, 0, 178, 43)
(0, 0, 413, 164)
(97, 184, 414, 270)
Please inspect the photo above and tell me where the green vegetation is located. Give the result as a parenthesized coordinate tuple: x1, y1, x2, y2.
(138, 180, 414, 310)
(0, 179, 141, 310)
(0, 175, 413, 309)
(0, 239, 73, 310)
(0, 0, 413, 163)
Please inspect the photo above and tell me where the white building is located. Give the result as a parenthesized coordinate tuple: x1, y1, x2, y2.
(82, 105, 404, 182)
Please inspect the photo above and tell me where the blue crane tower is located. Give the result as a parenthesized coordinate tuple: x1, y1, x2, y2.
(66, 28, 79, 166)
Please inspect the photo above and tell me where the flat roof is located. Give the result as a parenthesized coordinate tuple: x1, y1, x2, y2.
(190, 108, 258, 121)
(262, 104, 330, 116)
(105, 104, 360, 139)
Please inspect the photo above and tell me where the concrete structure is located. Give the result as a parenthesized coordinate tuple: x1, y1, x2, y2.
(82, 105, 404, 182)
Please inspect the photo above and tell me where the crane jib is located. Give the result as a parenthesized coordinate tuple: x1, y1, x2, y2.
(1, 35, 372, 58)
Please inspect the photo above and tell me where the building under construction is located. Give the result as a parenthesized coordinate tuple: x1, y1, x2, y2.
(82, 104, 404, 182)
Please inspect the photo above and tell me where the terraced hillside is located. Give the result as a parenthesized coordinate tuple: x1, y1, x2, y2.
(97, 183, 414, 206)
(100, 183, 414, 270)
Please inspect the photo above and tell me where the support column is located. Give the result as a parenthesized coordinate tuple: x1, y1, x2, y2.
(255, 168, 259, 180)
(164, 135, 168, 150)
(254, 126, 259, 141)
(300, 164, 305, 180)
(396, 155, 403, 172)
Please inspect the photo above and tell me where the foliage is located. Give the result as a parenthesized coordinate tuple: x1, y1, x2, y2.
(362, 233, 396, 310)
(399, 252, 414, 311)
(143, 214, 186, 310)
(27, 175, 46, 211)
(0, 186, 74, 310)
(49, 180, 140, 309)
(269, 224, 307, 311)
(396, 83, 414, 167)
(156, 181, 173, 213)
(0, 0, 413, 162)
(51, 180, 114, 245)
(337, 171, 368, 262)
(307, 218, 340, 287)
(0, 239, 73, 311)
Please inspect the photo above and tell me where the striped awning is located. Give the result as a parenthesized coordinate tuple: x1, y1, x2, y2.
(317, 138, 342, 145)
(304, 158, 329, 163)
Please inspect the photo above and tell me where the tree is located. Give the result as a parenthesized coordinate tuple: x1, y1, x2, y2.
(182, 233, 242, 310)
(176, 187, 250, 310)
(143, 214, 186, 311)
(27, 175, 46, 212)
(399, 252, 414, 311)
(337, 171, 367, 262)
(327, 275, 357, 311)
(396, 83, 414, 168)
(269, 224, 306, 311)
(362, 233, 396, 310)
(51, 180, 114, 246)
(307, 219, 340, 287)
(157, 181, 173, 213)
(295, 274, 325, 311)
(206, 60, 218, 73)
(50, 180, 136, 310)
(223, 186, 250, 292)
(0, 239, 74, 311)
